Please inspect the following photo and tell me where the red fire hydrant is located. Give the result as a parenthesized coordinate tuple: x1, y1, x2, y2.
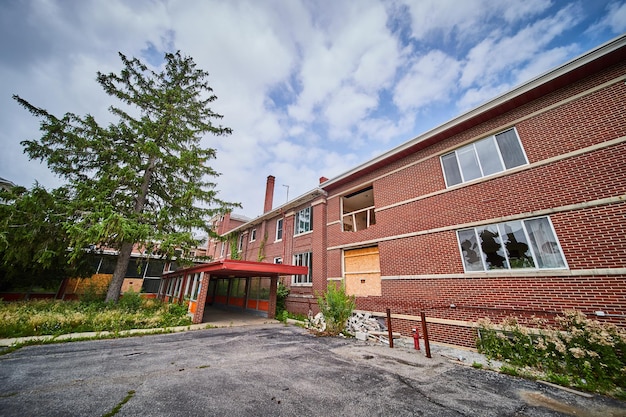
(412, 328, 420, 350)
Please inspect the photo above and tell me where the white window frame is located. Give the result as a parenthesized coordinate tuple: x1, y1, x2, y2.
(274, 257, 282, 264)
(190, 273, 201, 301)
(341, 186, 376, 232)
(292, 252, 312, 285)
(294, 207, 313, 236)
(237, 234, 244, 252)
(183, 274, 192, 297)
(441, 127, 528, 187)
(457, 216, 568, 273)
(275, 218, 283, 242)
(220, 242, 225, 258)
(250, 228, 257, 242)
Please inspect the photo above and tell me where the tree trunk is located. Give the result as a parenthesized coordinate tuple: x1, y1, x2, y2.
(105, 155, 157, 303)
(105, 241, 134, 302)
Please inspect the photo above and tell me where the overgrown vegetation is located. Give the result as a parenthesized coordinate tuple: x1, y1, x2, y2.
(316, 283, 355, 336)
(477, 310, 626, 397)
(0, 294, 191, 338)
(276, 281, 290, 319)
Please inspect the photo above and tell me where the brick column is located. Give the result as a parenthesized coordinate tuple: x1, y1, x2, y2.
(268, 277, 278, 319)
(311, 196, 327, 296)
(192, 272, 210, 324)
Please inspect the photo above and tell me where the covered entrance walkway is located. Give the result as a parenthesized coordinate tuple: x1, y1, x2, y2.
(201, 305, 279, 326)
(159, 259, 307, 324)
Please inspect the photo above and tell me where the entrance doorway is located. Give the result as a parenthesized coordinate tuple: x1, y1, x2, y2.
(207, 277, 272, 317)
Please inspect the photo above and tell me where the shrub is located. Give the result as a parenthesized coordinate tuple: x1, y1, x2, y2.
(477, 310, 626, 395)
(316, 283, 355, 336)
(118, 289, 143, 312)
(0, 298, 192, 337)
(276, 282, 290, 318)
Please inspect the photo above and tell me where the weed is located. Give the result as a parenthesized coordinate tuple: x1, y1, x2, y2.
(471, 362, 483, 369)
(476, 310, 626, 397)
(316, 283, 355, 336)
(500, 365, 520, 377)
(0, 298, 191, 338)
(102, 390, 135, 417)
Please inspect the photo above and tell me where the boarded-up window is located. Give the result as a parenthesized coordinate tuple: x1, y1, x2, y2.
(344, 246, 381, 297)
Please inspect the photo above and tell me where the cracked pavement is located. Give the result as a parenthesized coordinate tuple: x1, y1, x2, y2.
(0, 324, 625, 416)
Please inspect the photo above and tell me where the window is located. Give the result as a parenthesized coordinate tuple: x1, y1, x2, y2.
(342, 186, 375, 232)
(274, 257, 283, 264)
(250, 228, 257, 242)
(441, 128, 527, 187)
(190, 273, 202, 301)
(457, 216, 566, 272)
(237, 234, 244, 252)
(220, 242, 225, 257)
(275, 218, 283, 241)
(293, 252, 312, 284)
(295, 207, 313, 235)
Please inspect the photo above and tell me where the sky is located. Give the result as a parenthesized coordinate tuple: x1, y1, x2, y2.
(1, 0, 625, 220)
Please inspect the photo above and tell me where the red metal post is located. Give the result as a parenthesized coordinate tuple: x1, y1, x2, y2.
(420, 311, 431, 358)
(386, 308, 394, 348)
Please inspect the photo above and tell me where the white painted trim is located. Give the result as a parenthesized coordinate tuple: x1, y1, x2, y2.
(322, 37, 626, 191)
(326, 74, 626, 203)
(288, 293, 315, 299)
(381, 268, 626, 280)
(378, 135, 626, 213)
(327, 194, 626, 251)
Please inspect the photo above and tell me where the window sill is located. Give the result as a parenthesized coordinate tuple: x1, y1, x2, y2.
(294, 230, 313, 237)
(291, 282, 313, 287)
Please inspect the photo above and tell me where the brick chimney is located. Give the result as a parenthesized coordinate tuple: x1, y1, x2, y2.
(319, 176, 328, 184)
(264, 175, 275, 213)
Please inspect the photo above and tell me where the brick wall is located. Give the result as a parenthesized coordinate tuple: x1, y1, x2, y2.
(322, 56, 626, 348)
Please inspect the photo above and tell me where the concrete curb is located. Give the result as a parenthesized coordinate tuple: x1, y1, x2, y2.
(0, 319, 282, 347)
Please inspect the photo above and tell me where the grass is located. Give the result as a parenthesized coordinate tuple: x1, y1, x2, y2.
(102, 390, 135, 417)
(0, 295, 192, 339)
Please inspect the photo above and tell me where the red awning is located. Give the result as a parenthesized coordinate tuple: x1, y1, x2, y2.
(163, 259, 307, 278)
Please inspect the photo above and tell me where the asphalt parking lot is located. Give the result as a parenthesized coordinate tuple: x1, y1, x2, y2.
(1, 323, 625, 417)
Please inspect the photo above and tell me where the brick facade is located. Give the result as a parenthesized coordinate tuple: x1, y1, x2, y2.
(205, 37, 626, 348)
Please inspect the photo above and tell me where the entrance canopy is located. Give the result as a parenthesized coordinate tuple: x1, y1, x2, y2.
(159, 260, 308, 323)
(163, 259, 307, 279)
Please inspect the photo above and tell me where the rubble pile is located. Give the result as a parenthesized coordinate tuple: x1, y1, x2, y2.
(346, 312, 386, 335)
(307, 312, 326, 332)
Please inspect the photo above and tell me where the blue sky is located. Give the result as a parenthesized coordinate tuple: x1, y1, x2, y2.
(0, 0, 624, 219)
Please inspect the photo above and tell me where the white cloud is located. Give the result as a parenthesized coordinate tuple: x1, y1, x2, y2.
(401, 0, 552, 43)
(459, 4, 582, 89)
(324, 86, 379, 140)
(0, 0, 621, 219)
(287, 0, 399, 123)
(588, 1, 626, 35)
(393, 50, 462, 112)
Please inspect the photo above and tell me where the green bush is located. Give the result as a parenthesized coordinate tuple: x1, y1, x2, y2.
(477, 310, 626, 395)
(276, 282, 290, 318)
(316, 283, 355, 336)
(118, 289, 143, 312)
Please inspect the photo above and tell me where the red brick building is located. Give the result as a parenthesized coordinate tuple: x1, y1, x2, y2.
(162, 35, 626, 347)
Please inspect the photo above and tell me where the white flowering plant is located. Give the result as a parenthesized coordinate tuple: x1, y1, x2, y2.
(477, 310, 626, 397)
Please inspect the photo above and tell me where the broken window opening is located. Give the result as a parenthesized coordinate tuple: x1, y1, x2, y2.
(342, 186, 376, 232)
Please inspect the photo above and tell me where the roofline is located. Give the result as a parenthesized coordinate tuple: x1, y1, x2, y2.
(321, 33, 626, 190)
(223, 187, 327, 235)
(162, 258, 308, 278)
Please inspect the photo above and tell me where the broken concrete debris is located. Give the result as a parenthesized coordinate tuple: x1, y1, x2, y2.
(307, 312, 411, 346)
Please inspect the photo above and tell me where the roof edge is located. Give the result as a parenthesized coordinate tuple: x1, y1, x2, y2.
(321, 33, 626, 190)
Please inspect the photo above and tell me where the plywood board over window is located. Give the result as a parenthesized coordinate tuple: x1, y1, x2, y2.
(344, 246, 381, 297)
